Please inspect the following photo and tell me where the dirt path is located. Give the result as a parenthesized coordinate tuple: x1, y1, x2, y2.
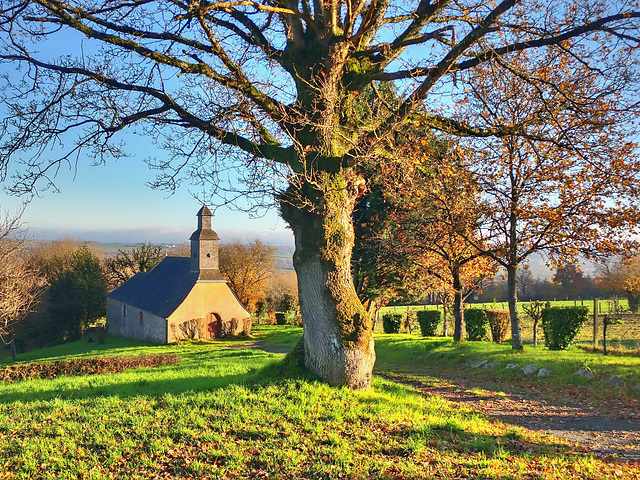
(380, 371, 640, 463)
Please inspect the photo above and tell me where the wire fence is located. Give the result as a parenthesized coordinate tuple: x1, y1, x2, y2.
(378, 300, 640, 351)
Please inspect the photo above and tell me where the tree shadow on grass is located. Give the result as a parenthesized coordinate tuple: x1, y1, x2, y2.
(0, 348, 311, 404)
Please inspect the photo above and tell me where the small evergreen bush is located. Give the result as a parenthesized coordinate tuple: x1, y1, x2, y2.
(275, 312, 288, 325)
(541, 306, 589, 350)
(486, 309, 510, 343)
(382, 313, 402, 334)
(417, 310, 441, 337)
(464, 309, 489, 341)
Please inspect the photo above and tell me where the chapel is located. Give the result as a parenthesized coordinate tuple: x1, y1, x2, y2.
(106, 206, 251, 343)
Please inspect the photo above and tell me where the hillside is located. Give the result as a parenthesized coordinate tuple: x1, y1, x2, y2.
(0, 327, 638, 478)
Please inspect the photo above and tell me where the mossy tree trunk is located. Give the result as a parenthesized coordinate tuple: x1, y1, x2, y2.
(281, 170, 375, 390)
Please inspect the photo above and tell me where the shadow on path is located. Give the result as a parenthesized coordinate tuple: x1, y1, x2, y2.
(379, 370, 640, 463)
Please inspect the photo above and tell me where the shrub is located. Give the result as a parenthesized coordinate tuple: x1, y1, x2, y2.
(627, 293, 640, 313)
(176, 318, 205, 340)
(382, 314, 402, 334)
(417, 310, 441, 337)
(275, 312, 287, 325)
(242, 317, 253, 336)
(403, 310, 417, 334)
(464, 309, 489, 341)
(541, 306, 589, 350)
(0, 354, 179, 383)
(486, 309, 510, 343)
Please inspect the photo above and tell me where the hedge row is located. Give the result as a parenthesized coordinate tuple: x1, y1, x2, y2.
(416, 310, 441, 336)
(486, 310, 510, 344)
(0, 353, 179, 383)
(541, 306, 589, 350)
(464, 309, 489, 341)
(382, 314, 403, 334)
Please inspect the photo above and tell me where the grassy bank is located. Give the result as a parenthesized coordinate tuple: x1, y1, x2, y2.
(0, 328, 638, 478)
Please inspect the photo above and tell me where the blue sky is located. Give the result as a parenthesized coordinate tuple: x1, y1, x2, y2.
(0, 27, 295, 246)
(0, 155, 293, 246)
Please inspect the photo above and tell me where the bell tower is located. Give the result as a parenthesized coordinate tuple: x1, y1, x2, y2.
(190, 205, 221, 279)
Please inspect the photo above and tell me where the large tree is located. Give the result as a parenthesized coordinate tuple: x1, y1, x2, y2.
(0, 209, 46, 359)
(454, 51, 640, 350)
(0, 0, 639, 388)
(103, 242, 165, 290)
(219, 239, 276, 312)
(48, 245, 107, 342)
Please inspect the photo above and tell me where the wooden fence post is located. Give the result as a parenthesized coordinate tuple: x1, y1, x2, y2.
(593, 298, 599, 348)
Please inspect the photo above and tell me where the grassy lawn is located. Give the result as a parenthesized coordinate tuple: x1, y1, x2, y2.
(374, 333, 640, 413)
(0, 327, 638, 478)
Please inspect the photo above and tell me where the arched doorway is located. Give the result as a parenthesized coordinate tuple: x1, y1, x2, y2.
(205, 312, 223, 338)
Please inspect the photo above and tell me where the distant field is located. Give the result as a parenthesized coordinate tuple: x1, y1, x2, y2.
(84, 241, 295, 268)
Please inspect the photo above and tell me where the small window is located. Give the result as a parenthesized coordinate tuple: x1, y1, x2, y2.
(139, 311, 144, 324)
(122, 305, 127, 320)
(206, 253, 211, 258)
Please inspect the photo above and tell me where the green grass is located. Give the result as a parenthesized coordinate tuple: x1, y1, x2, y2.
(0, 335, 158, 365)
(374, 333, 640, 415)
(0, 327, 638, 478)
(252, 324, 303, 350)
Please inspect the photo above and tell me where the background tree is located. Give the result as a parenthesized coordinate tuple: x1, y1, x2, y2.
(552, 263, 586, 300)
(219, 240, 276, 313)
(1, 0, 639, 387)
(48, 245, 107, 342)
(456, 51, 640, 350)
(598, 257, 640, 312)
(0, 209, 46, 359)
(357, 130, 497, 341)
(26, 241, 106, 344)
(103, 242, 165, 290)
(517, 268, 535, 302)
(264, 270, 299, 314)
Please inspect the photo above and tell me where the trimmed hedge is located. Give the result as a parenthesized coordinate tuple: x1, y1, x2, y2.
(382, 314, 402, 334)
(275, 312, 287, 325)
(0, 354, 179, 383)
(464, 309, 489, 341)
(486, 309, 510, 344)
(541, 306, 589, 350)
(417, 310, 441, 337)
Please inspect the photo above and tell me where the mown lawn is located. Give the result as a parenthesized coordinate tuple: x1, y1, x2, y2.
(0, 327, 638, 478)
(374, 333, 640, 412)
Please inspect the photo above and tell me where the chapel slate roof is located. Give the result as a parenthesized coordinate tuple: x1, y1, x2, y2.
(108, 256, 201, 318)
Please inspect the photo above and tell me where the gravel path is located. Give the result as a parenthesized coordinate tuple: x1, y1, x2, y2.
(381, 371, 640, 462)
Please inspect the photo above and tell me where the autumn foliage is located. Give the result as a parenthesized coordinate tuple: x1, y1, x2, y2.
(219, 240, 276, 313)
